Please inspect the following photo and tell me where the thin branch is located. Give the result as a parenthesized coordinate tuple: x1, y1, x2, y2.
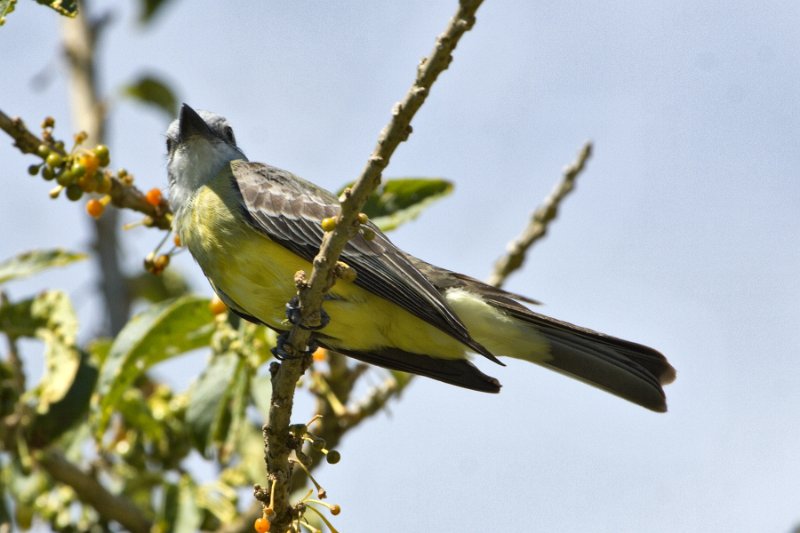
(487, 141, 593, 288)
(62, 3, 131, 335)
(36, 451, 152, 533)
(262, 1, 485, 530)
(0, 108, 172, 229)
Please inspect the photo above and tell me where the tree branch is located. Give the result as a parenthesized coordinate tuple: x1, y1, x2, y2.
(36, 451, 152, 533)
(262, 1, 485, 530)
(487, 141, 592, 287)
(61, 3, 132, 335)
(0, 108, 172, 230)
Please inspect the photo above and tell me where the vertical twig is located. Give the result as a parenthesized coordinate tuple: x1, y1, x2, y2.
(262, 1, 486, 531)
(487, 141, 592, 288)
(61, 1, 130, 335)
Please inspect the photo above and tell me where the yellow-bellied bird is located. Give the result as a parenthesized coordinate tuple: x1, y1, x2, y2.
(167, 104, 675, 412)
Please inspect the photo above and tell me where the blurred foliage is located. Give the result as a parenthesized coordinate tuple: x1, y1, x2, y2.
(0, 170, 437, 530)
(0, 5, 448, 532)
(338, 177, 453, 231)
(122, 74, 179, 119)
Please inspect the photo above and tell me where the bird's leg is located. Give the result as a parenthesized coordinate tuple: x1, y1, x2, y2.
(285, 295, 330, 331)
(271, 331, 320, 360)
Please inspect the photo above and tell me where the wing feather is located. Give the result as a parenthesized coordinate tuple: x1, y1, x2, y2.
(230, 160, 499, 363)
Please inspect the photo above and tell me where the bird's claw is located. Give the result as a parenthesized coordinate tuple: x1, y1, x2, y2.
(271, 331, 320, 361)
(285, 296, 330, 330)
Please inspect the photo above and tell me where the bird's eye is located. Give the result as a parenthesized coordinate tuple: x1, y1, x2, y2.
(223, 125, 236, 144)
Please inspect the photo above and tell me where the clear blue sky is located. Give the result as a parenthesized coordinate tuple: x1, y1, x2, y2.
(2, 1, 799, 531)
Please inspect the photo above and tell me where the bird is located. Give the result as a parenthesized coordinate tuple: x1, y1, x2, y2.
(166, 103, 676, 412)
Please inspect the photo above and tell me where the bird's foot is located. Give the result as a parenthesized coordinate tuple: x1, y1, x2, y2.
(271, 331, 320, 361)
(285, 296, 330, 331)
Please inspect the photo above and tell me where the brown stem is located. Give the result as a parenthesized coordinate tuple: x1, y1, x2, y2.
(37, 451, 152, 533)
(262, 1, 486, 531)
(487, 141, 593, 288)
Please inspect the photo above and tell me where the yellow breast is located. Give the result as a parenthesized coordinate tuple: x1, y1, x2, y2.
(176, 171, 468, 359)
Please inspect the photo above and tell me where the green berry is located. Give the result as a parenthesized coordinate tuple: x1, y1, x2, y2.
(37, 144, 50, 158)
(326, 450, 341, 464)
(46, 153, 63, 168)
(71, 163, 86, 177)
(56, 169, 74, 186)
(28, 164, 41, 176)
(41, 167, 55, 181)
(65, 184, 83, 201)
(94, 145, 110, 166)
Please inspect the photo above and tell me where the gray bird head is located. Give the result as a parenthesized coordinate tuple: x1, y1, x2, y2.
(166, 104, 248, 212)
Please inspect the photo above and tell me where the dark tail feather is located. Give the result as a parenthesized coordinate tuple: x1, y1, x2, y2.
(519, 312, 675, 412)
(326, 345, 502, 393)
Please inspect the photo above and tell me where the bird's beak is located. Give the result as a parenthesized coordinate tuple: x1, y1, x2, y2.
(179, 103, 213, 142)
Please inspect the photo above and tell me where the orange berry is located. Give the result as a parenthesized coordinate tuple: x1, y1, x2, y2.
(146, 188, 163, 207)
(153, 254, 170, 274)
(78, 152, 99, 177)
(312, 347, 328, 362)
(254, 516, 270, 533)
(86, 199, 104, 218)
(330, 504, 341, 516)
(209, 296, 227, 315)
(173, 233, 182, 247)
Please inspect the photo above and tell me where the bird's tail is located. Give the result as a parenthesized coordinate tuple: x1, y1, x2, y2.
(445, 286, 676, 412)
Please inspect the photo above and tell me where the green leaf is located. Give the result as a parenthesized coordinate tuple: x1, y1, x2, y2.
(0, 249, 86, 285)
(250, 373, 272, 421)
(27, 351, 98, 448)
(94, 296, 215, 437)
(138, 0, 175, 24)
(185, 352, 239, 456)
(32, 0, 77, 17)
(122, 74, 179, 118)
(0, 291, 81, 410)
(338, 177, 454, 232)
(33, 291, 80, 412)
(0, 0, 17, 26)
(127, 269, 190, 303)
(159, 476, 202, 533)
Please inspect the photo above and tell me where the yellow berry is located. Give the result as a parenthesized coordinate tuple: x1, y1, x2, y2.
(78, 152, 99, 177)
(321, 217, 337, 232)
(37, 144, 50, 158)
(145, 188, 163, 207)
(86, 199, 104, 218)
(209, 296, 227, 315)
(357, 212, 369, 225)
(96, 172, 113, 194)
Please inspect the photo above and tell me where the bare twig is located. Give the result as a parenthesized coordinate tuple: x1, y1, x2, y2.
(262, 1, 485, 530)
(487, 141, 593, 288)
(37, 451, 152, 533)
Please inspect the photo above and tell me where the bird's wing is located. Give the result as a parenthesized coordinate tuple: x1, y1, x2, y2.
(230, 160, 500, 363)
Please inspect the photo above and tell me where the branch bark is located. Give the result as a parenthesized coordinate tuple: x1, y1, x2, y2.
(37, 451, 152, 533)
(262, 1, 485, 530)
(61, 2, 131, 335)
(487, 141, 593, 287)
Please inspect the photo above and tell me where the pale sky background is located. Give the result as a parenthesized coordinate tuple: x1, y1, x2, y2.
(2, 1, 800, 532)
